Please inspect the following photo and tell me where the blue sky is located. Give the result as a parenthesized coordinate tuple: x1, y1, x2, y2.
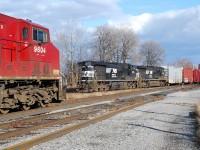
(1, 0, 200, 65)
(119, 0, 200, 15)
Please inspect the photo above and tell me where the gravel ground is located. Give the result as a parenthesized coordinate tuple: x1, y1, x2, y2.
(30, 89, 200, 149)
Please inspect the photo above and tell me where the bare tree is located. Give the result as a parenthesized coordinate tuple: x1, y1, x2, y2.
(92, 24, 138, 63)
(118, 26, 138, 63)
(54, 19, 88, 87)
(92, 25, 117, 62)
(173, 58, 193, 68)
(139, 40, 165, 66)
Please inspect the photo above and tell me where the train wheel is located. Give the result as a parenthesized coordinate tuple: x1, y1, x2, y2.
(0, 108, 9, 114)
(132, 83, 136, 89)
(38, 101, 46, 108)
(21, 104, 30, 111)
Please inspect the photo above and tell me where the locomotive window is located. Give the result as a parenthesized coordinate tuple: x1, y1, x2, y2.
(81, 66, 94, 71)
(44, 32, 48, 42)
(33, 29, 37, 41)
(22, 27, 28, 40)
(33, 28, 48, 43)
(38, 30, 44, 42)
(87, 66, 94, 71)
(82, 66, 86, 71)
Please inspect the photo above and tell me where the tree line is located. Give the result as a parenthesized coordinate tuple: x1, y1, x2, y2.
(54, 20, 193, 86)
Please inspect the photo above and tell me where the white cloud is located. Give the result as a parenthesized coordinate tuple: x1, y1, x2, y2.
(109, 6, 200, 63)
(0, 0, 122, 27)
(110, 6, 200, 37)
(109, 13, 152, 34)
(129, 13, 152, 34)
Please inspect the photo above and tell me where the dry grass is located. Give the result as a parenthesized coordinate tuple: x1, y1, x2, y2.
(196, 103, 200, 116)
(196, 103, 200, 138)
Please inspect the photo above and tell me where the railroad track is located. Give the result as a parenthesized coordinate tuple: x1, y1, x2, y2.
(0, 102, 115, 142)
(2, 93, 164, 150)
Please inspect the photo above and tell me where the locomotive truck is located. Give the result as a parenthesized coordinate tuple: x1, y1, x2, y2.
(0, 13, 65, 113)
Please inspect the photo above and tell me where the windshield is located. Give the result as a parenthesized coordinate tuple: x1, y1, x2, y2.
(81, 66, 94, 71)
(33, 28, 48, 42)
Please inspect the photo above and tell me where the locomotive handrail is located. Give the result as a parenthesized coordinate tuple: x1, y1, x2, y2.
(0, 38, 32, 52)
(0, 38, 31, 45)
(60, 72, 67, 86)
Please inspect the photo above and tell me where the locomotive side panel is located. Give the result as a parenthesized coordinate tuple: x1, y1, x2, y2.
(136, 66, 166, 87)
(0, 14, 60, 78)
(0, 15, 18, 63)
(137, 66, 165, 80)
(95, 65, 106, 80)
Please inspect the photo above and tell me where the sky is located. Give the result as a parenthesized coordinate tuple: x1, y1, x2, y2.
(1, 0, 200, 65)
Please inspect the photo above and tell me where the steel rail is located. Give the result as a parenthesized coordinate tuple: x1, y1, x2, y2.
(0, 111, 98, 141)
(0, 103, 105, 130)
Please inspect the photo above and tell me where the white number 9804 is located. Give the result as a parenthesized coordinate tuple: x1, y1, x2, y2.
(34, 46, 46, 53)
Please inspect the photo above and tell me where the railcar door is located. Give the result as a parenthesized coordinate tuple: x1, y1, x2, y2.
(19, 22, 31, 61)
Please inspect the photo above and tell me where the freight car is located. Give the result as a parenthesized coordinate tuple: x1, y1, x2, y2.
(162, 66, 183, 85)
(78, 61, 167, 92)
(0, 13, 65, 113)
(193, 69, 200, 83)
(183, 68, 193, 83)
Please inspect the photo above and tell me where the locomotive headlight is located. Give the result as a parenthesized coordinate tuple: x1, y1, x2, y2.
(82, 71, 94, 77)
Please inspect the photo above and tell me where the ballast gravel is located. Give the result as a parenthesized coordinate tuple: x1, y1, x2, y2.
(30, 89, 200, 150)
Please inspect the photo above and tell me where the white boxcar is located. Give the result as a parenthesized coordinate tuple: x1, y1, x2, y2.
(162, 66, 183, 84)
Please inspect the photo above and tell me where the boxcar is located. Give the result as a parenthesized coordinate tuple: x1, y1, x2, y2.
(183, 68, 193, 83)
(162, 66, 183, 84)
(193, 69, 200, 83)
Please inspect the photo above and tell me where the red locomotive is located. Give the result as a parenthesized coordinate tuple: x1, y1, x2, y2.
(0, 13, 64, 113)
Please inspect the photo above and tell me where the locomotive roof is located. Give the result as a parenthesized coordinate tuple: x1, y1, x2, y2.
(0, 13, 48, 30)
(20, 19, 48, 30)
(0, 13, 16, 20)
(78, 61, 136, 66)
(78, 61, 165, 70)
(137, 66, 164, 69)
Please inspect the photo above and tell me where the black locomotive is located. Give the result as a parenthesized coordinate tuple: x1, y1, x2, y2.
(78, 61, 166, 92)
